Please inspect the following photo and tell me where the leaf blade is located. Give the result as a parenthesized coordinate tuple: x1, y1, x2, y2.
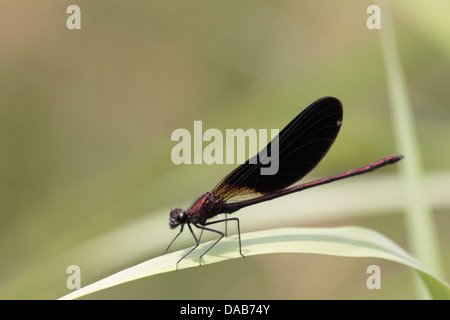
(59, 226, 449, 300)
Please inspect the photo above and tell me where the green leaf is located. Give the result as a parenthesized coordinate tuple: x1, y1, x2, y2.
(379, 0, 446, 298)
(59, 227, 449, 300)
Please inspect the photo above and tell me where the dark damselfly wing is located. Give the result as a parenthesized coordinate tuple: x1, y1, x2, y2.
(212, 96, 343, 202)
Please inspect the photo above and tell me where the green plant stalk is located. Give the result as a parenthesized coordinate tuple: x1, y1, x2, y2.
(59, 227, 450, 300)
(378, 0, 445, 298)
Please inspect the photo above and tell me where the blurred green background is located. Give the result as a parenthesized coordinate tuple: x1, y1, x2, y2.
(0, 0, 449, 299)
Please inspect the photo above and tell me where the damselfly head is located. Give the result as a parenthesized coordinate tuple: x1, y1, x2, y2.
(169, 208, 187, 229)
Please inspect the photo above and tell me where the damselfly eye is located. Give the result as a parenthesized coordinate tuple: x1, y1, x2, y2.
(177, 211, 186, 221)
